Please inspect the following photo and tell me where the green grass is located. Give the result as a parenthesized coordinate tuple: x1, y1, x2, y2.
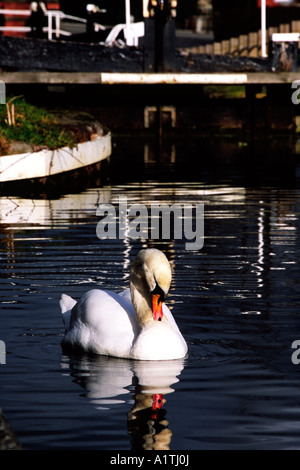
(0, 97, 75, 149)
(203, 85, 246, 99)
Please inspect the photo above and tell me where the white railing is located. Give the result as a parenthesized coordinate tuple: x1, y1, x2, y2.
(105, 21, 144, 46)
(0, 9, 87, 40)
(0, 8, 145, 45)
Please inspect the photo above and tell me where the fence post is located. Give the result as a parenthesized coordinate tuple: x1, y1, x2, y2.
(239, 35, 248, 57)
(248, 32, 258, 58)
(230, 37, 239, 56)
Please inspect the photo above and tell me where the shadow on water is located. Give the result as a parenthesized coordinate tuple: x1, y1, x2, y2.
(0, 159, 111, 200)
(108, 135, 300, 190)
(0, 134, 299, 200)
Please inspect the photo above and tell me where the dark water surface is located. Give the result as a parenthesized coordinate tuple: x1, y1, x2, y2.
(1, 137, 300, 450)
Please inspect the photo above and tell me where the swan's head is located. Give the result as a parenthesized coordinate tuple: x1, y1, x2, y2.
(130, 249, 172, 325)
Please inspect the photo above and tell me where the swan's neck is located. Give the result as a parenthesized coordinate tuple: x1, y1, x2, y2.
(130, 282, 153, 329)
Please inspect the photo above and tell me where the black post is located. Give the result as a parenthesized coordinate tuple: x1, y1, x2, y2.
(144, 18, 155, 72)
(144, 0, 177, 72)
(28, 2, 46, 39)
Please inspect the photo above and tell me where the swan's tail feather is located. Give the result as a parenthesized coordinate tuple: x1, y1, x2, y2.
(60, 294, 77, 328)
(60, 293, 76, 314)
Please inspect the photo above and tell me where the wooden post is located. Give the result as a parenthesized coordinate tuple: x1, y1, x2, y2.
(248, 32, 258, 57)
(291, 21, 300, 51)
(230, 37, 239, 56)
(205, 43, 213, 54)
(221, 40, 229, 55)
(239, 35, 248, 57)
(213, 42, 221, 55)
(291, 20, 300, 33)
(258, 29, 263, 56)
(279, 23, 290, 33)
(268, 26, 278, 36)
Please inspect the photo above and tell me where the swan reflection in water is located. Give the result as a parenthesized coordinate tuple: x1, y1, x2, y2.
(61, 354, 185, 450)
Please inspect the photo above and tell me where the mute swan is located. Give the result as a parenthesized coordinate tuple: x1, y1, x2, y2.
(60, 248, 188, 360)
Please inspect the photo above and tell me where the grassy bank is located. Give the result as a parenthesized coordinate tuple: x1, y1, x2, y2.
(0, 96, 76, 154)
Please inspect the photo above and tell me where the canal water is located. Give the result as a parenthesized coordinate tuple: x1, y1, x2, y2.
(1, 136, 300, 450)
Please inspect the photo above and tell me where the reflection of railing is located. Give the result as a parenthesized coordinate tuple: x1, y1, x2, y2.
(0, 9, 87, 40)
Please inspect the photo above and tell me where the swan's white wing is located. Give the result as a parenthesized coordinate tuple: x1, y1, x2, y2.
(118, 288, 132, 303)
(61, 289, 138, 358)
(60, 293, 77, 329)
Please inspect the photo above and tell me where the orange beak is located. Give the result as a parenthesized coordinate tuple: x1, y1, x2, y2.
(152, 294, 163, 321)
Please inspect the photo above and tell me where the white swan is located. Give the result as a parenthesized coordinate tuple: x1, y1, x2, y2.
(60, 248, 188, 360)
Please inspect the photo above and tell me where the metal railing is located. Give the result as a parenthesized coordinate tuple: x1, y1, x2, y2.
(0, 9, 87, 40)
(0, 8, 145, 45)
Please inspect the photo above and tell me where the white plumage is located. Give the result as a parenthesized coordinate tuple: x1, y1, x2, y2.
(60, 249, 188, 361)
